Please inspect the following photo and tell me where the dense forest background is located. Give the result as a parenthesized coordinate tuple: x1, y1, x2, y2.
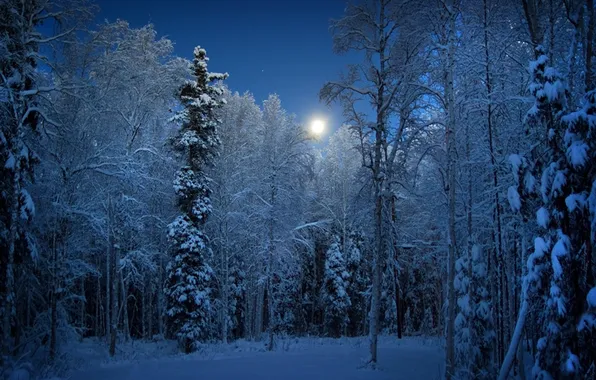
(1, 0, 596, 379)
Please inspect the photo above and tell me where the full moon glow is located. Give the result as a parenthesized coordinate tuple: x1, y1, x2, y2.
(310, 119, 325, 136)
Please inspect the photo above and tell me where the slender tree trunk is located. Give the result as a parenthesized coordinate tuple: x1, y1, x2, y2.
(483, 0, 506, 366)
(369, 192, 382, 364)
(391, 197, 403, 339)
(147, 276, 153, 339)
(121, 274, 130, 341)
(256, 277, 264, 339)
(2, 172, 20, 358)
(498, 296, 528, 380)
(106, 221, 111, 339)
(548, 0, 555, 62)
(81, 279, 85, 335)
(499, 226, 529, 379)
(109, 244, 118, 356)
(465, 109, 475, 372)
(96, 268, 100, 337)
(517, 327, 526, 380)
(587, 0, 595, 91)
(521, 0, 544, 50)
(267, 210, 275, 351)
(109, 199, 118, 357)
(142, 279, 146, 339)
(244, 287, 250, 339)
(26, 287, 31, 329)
(221, 244, 229, 344)
(49, 226, 58, 361)
(394, 265, 402, 339)
(368, 0, 389, 363)
(158, 245, 164, 337)
(445, 1, 458, 377)
(509, 254, 516, 352)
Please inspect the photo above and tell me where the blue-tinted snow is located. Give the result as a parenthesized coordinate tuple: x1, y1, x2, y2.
(66, 336, 443, 380)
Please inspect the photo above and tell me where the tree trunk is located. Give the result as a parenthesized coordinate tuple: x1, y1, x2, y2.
(2, 172, 20, 358)
(256, 280, 264, 339)
(121, 274, 130, 341)
(26, 286, 31, 329)
(81, 279, 85, 336)
(158, 247, 164, 337)
(498, 296, 528, 380)
(267, 176, 276, 351)
(369, 192, 382, 364)
(465, 97, 475, 369)
(221, 246, 229, 344)
(517, 331, 526, 380)
(586, 0, 595, 91)
(109, 198, 118, 357)
(445, 1, 458, 377)
(483, 0, 505, 366)
(147, 276, 153, 339)
(267, 248, 274, 350)
(96, 268, 101, 336)
(106, 227, 111, 339)
(368, 0, 389, 363)
(109, 244, 118, 356)
(390, 195, 403, 340)
(394, 267, 403, 339)
(49, 226, 58, 361)
(142, 279, 146, 339)
(499, 230, 529, 379)
(521, 0, 544, 50)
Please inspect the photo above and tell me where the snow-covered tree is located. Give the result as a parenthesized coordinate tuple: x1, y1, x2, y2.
(321, 0, 427, 363)
(530, 64, 595, 379)
(345, 232, 368, 337)
(0, 0, 92, 359)
(0, 0, 43, 357)
(500, 43, 596, 378)
(209, 90, 261, 342)
(271, 263, 301, 336)
(21, 19, 187, 359)
(164, 46, 227, 353)
(499, 45, 564, 379)
(455, 245, 495, 379)
(254, 94, 310, 349)
(454, 255, 472, 378)
(470, 245, 494, 379)
(322, 237, 351, 337)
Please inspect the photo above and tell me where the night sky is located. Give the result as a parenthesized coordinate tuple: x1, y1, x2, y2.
(94, 0, 356, 132)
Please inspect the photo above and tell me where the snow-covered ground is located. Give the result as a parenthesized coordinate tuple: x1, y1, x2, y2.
(64, 336, 444, 380)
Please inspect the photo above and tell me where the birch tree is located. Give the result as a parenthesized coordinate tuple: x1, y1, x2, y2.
(321, 0, 410, 364)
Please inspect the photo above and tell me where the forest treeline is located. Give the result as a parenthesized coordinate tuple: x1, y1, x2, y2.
(1, 0, 595, 379)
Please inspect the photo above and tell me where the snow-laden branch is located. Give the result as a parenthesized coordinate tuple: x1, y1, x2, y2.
(292, 220, 331, 231)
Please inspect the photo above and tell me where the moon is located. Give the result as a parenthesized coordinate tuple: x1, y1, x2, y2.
(310, 119, 325, 136)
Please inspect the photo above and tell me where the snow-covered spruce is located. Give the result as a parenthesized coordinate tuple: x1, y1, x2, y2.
(454, 245, 494, 379)
(344, 232, 368, 337)
(322, 236, 351, 337)
(503, 47, 596, 379)
(454, 255, 472, 378)
(164, 46, 227, 353)
(531, 62, 596, 380)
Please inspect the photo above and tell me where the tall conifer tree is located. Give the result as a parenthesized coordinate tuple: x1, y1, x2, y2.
(164, 46, 227, 353)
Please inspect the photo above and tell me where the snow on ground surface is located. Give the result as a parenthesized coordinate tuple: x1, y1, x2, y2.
(64, 335, 444, 380)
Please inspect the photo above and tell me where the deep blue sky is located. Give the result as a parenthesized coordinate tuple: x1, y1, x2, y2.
(94, 0, 356, 132)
